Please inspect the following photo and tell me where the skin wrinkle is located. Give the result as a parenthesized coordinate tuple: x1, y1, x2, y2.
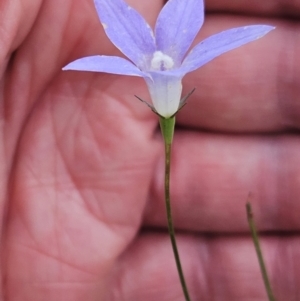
(11, 0, 43, 50)
(3, 52, 45, 208)
(59, 77, 157, 227)
(50, 111, 66, 278)
(206, 0, 300, 17)
(271, 236, 300, 299)
(102, 76, 156, 122)
(66, 105, 108, 223)
(61, 1, 101, 63)
(32, 282, 98, 287)
(0, 54, 9, 81)
(13, 194, 54, 255)
(277, 21, 300, 129)
(5, 42, 39, 178)
(10, 195, 38, 248)
(14, 178, 110, 276)
(7, 0, 44, 52)
(275, 137, 300, 229)
(50, 97, 141, 235)
(11, 0, 73, 117)
(6, 52, 33, 116)
(53, 130, 97, 225)
(0, 0, 19, 64)
(17, 102, 109, 257)
(12, 142, 126, 280)
(255, 136, 280, 230)
(13, 242, 100, 279)
(49, 98, 63, 258)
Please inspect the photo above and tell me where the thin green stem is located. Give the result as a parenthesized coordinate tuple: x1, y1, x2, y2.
(160, 117, 191, 301)
(246, 202, 276, 301)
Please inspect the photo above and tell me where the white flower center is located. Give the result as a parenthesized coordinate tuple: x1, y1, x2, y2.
(150, 51, 174, 71)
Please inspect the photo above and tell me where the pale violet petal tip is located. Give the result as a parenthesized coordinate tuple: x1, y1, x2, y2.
(155, 0, 204, 65)
(180, 24, 275, 75)
(63, 55, 148, 78)
(93, 0, 155, 69)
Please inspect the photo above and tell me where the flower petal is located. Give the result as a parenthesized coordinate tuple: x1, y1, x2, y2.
(63, 55, 149, 78)
(155, 0, 204, 65)
(145, 72, 183, 118)
(179, 25, 275, 75)
(94, 0, 155, 69)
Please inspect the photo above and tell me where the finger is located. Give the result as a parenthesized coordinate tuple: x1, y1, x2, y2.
(0, 0, 41, 144)
(206, 0, 300, 17)
(178, 16, 300, 133)
(0, 0, 42, 67)
(145, 131, 300, 232)
(108, 233, 300, 301)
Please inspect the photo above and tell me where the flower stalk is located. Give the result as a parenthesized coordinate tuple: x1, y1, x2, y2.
(160, 116, 191, 301)
(246, 202, 276, 301)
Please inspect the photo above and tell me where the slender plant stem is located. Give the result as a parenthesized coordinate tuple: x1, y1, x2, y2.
(246, 202, 276, 301)
(160, 117, 191, 301)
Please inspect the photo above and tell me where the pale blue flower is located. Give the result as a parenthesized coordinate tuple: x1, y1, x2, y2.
(63, 0, 274, 118)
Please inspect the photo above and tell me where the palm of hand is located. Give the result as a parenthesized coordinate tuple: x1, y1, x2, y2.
(1, 0, 300, 300)
(2, 1, 163, 299)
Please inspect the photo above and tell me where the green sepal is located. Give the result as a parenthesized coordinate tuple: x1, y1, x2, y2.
(159, 116, 175, 145)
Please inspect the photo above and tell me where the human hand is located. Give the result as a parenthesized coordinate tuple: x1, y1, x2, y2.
(0, 0, 299, 300)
